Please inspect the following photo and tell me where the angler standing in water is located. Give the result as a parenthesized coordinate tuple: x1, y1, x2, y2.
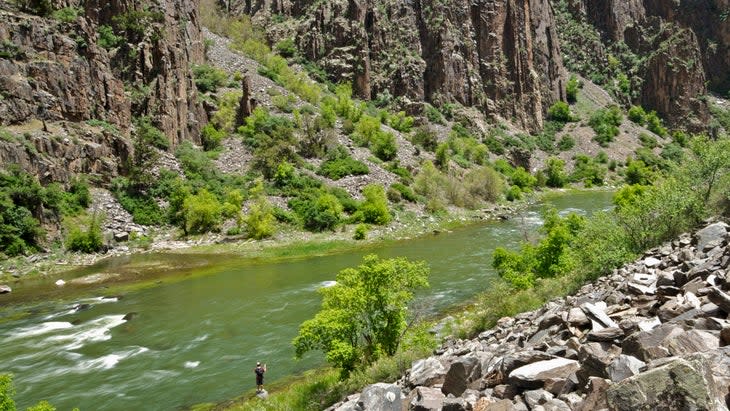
(254, 362, 266, 393)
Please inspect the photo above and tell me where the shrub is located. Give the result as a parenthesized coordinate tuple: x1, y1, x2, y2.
(275, 38, 297, 57)
(182, 189, 223, 234)
(318, 147, 369, 180)
(435, 143, 449, 170)
(638, 132, 657, 149)
(352, 115, 381, 146)
(414, 161, 446, 210)
(357, 184, 391, 225)
(245, 179, 275, 239)
(65, 213, 104, 253)
(134, 116, 169, 150)
(353, 223, 368, 240)
(272, 93, 296, 113)
(388, 111, 414, 133)
(192, 64, 228, 93)
(290, 191, 343, 232)
(390, 183, 417, 202)
(628, 105, 646, 124)
(510, 167, 536, 189)
(547, 101, 575, 122)
(201, 123, 226, 151)
(571, 154, 606, 187)
(371, 131, 397, 161)
(52, 6, 81, 23)
(424, 104, 444, 124)
(566, 75, 580, 103)
(506, 185, 522, 201)
(645, 111, 667, 136)
(463, 166, 503, 205)
(624, 159, 653, 185)
(589, 106, 622, 146)
(412, 126, 438, 152)
(557, 135, 575, 151)
(544, 157, 568, 188)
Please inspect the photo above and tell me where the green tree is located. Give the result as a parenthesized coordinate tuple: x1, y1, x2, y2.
(357, 184, 391, 225)
(245, 179, 275, 239)
(293, 255, 429, 377)
(182, 189, 222, 234)
(544, 157, 567, 188)
(686, 136, 730, 202)
(0, 374, 15, 411)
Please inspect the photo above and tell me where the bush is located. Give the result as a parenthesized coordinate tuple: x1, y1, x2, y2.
(356, 184, 391, 225)
(318, 147, 370, 180)
(97, 25, 122, 49)
(275, 38, 297, 57)
(638, 132, 657, 149)
(245, 180, 275, 239)
(544, 157, 568, 187)
(201, 123, 226, 151)
(193, 64, 228, 93)
(353, 223, 368, 240)
(65, 213, 104, 253)
(506, 185, 522, 201)
(182, 189, 223, 234)
(413, 161, 446, 211)
(463, 166, 503, 205)
(624, 159, 653, 185)
(510, 167, 536, 189)
(547, 101, 575, 122)
(435, 143, 449, 170)
(628, 105, 646, 124)
(390, 183, 417, 202)
(388, 111, 414, 133)
(566, 75, 580, 103)
(371, 131, 397, 161)
(412, 126, 438, 152)
(272, 93, 297, 113)
(589, 106, 622, 146)
(52, 6, 81, 23)
(645, 111, 667, 137)
(424, 104, 444, 124)
(556, 135, 574, 151)
(290, 191, 343, 232)
(134, 116, 169, 150)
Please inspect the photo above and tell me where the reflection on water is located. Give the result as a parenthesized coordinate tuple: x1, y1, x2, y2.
(0, 191, 615, 411)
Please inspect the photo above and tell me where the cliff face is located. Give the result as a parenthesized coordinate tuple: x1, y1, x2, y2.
(567, 0, 726, 130)
(0, 0, 205, 146)
(243, 0, 567, 132)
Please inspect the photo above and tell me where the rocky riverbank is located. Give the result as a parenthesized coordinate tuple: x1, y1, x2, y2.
(329, 221, 730, 411)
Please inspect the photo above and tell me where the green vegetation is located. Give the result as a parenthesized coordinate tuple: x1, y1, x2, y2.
(317, 147, 369, 180)
(97, 25, 122, 49)
(294, 254, 429, 377)
(51, 6, 81, 23)
(193, 64, 229, 93)
(566, 75, 580, 103)
(547, 101, 576, 122)
(1, 374, 78, 411)
(589, 106, 622, 146)
(65, 213, 103, 253)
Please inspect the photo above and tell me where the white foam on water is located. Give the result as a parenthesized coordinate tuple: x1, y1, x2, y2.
(4, 321, 74, 341)
(184, 361, 200, 368)
(44, 314, 127, 350)
(75, 346, 149, 372)
(559, 207, 586, 216)
(192, 334, 209, 343)
(319, 280, 337, 288)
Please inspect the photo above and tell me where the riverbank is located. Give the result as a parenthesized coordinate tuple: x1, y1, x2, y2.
(0, 194, 530, 299)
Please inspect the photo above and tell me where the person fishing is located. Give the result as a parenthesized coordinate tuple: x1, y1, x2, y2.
(254, 361, 267, 392)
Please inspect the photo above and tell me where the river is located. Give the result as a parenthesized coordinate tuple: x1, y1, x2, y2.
(0, 191, 614, 410)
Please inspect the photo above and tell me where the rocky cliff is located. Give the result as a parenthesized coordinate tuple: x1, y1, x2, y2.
(0, 0, 205, 146)
(329, 221, 730, 410)
(560, 0, 726, 131)
(239, 0, 567, 133)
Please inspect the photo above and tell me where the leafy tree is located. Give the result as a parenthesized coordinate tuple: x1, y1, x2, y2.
(245, 180, 275, 239)
(293, 255, 429, 377)
(624, 159, 653, 185)
(289, 191, 343, 232)
(547, 101, 575, 122)
(566, 75, 580, 103)
(685, 136, 730, 202)
(65, 213, 103, 253)
(544, 157, 567, 188)
(182, 189, 222, 234)
(357, 184, 391, 225)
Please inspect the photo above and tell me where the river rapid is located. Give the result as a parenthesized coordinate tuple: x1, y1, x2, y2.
(0, 191, 614, 410)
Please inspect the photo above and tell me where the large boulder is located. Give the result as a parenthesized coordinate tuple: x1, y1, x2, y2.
(606, 357, 716, 411)
(622, 323, 685, 361)
(407, 358, 446, 387)
(508, 358, 580, 389)
(442, 360, 469, 397)
(359, 383, 403, 411)
(695, 222, 729, 252)
(606, 355, 646, 382)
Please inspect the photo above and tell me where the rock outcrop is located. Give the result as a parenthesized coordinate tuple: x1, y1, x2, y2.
(0, 0, 206, 146)
(328, 221, 730, 411)
(242, 0, 566, 133)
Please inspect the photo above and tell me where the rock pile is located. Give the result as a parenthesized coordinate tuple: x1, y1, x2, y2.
(329, 221, 730, 411)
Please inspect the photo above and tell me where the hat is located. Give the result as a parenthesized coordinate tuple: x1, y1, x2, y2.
(256, 362, 261, 366)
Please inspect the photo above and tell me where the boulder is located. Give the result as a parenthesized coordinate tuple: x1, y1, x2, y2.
(665, 329, 719, 356)
(408, 358, 446, 387)
(359, 383, 402, 411)
(578, 342, 621, 382)
(493, 384, 518, 400)
(442, 360, 468, 397)
(606, 357, 716, 411)
(473, 398, 516, 411)
(0, 284, 11, 294)
(542, 398, 571, 411)
(581, 302, 619, 329)
(708, 287, 730, 313)
(508, 358, 580, 389)
(622, 323, 685, 361)
(576, 377, 611, 411)
(566, 307, 590, 327)
(113, 231, 129, 242)
(408, 386, 444, 411)
(523, 389, 553, 409)
(500, 350, 554, 376)
(695, 222, 729, 252)
(606, 355, 646, 382)
(587, 327, 624, 342)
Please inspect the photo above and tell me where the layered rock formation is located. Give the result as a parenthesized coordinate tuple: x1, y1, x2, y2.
(0, 0, 205, 146)
(329, 221, 730, 410)
(240, 0, 567, 133)
(564, 0, 725, 131)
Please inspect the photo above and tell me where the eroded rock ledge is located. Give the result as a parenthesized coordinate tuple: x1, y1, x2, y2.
(330, 221, 730, 411)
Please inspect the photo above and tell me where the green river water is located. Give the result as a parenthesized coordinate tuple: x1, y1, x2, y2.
(0, 191, 614, 410)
